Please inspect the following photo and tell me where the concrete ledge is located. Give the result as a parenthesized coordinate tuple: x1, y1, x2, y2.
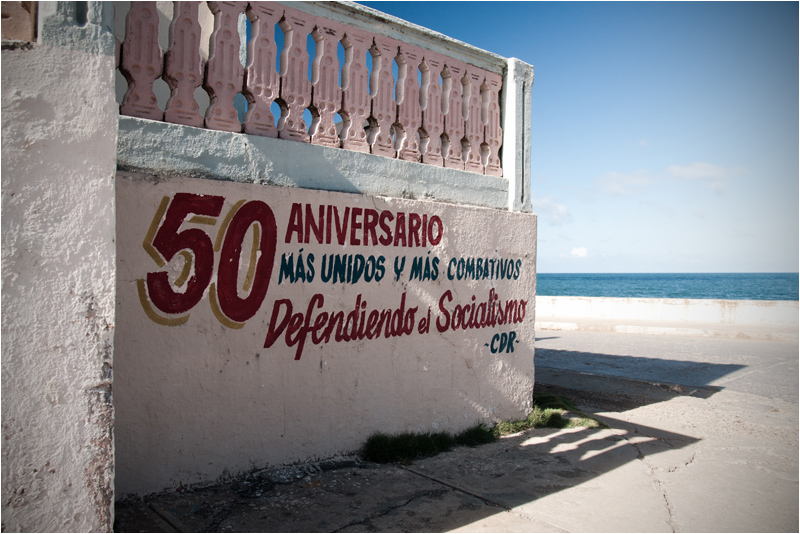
(535, 296, 799, 342)
(536, 319, 798, 342)
(117, 116, 510, 211)
(536, 295, 798, 326)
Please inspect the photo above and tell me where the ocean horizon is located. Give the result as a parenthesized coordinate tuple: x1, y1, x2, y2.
(536, 273, 799, 301)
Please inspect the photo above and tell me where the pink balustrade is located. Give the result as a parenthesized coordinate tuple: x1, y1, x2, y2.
(119, 3, 163, 121)
(242, 3, 281, 137)
(163, 2, 205, 128)
(116, 1, 503, 177)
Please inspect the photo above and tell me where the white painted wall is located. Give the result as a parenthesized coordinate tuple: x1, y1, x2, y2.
(1, 3, 118, 531)
(536, 296, 799, 327)
(114, 172, 537, 496)
(110, 0, 538, 494)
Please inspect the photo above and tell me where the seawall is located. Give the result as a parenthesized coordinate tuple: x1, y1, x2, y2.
(535, 296, 799, 342)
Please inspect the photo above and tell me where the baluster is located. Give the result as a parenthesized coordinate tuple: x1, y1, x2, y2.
(371, 36, 398, 158)
(204, 1, 247, 132)
(310, 21, 344, 148)
(420, 53, 445, 166)
(277, 6, 313, 143)
(396, 44, 423, 162)
(163, 2, 205, 128)
(243, 3, 282, 138)
(484, 71, 503, 177)
(120, 2, 164, 121)
(339, 29, 372, 153)
(463, 66, 485, 173)
(442, 62, 465, 170)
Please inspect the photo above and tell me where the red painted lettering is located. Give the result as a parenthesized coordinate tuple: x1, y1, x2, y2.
(364, 209, 379, 246)
(305, 204, 324, 244)
(378, 211, 394, 246)
(284, 203, 303, 243)
(394, 212, 407, 247)
(333, 206, 350, 245)
(350, 207, 363, 246)
(264, 299, 293, 348)
(428, 215, 443, 246)
(436, 290, 452, 332)
(409, 213, 422, 247)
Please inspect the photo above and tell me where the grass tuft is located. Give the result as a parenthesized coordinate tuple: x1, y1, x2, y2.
(361, 393, 606, 464)
(531, 392, 578, 411)
(454, 424, 496, 447)
(361, 431, 454, 463)
(494, 405, 566, 435)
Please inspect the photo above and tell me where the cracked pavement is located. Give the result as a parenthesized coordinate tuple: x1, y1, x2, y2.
(115, 333, 798, 532)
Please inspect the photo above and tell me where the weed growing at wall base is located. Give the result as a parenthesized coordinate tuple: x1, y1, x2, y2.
(361, 432, 456, 463)
(361, 393, 606, 464)
(495, 393, 604, 434)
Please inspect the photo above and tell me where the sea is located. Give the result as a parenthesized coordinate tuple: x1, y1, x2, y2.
(536, 273, 799, 301)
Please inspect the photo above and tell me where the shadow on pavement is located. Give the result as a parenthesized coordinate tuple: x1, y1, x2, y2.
(535, 365, 724, 412)
(534, 348, 745, 389)
(114, 375, 700, 533)
(405, 417, 698, 531)
(115, 419, 697, 533)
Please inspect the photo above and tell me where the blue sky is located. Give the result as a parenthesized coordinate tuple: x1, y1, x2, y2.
(360, 1, 799, 273)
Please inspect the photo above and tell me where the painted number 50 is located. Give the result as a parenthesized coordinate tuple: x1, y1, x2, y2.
(137, 192, 278, 328)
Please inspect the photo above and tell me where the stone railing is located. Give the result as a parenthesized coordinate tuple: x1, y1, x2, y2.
(114, 1, 512, 178)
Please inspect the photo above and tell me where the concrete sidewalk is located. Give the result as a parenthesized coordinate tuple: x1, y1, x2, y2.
(114, 367, 798, 532)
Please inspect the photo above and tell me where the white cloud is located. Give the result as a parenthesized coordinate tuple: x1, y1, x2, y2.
(598, 171, 651, 195)
(570, 247, 588, 258)
(668, 162, 726, 180)
(532, 195, 572, 225)
(667, 162, 747, 193)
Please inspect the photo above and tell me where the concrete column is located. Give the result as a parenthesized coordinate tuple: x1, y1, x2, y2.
(502, 57, 534, 213)
(1, 2, 118, 531)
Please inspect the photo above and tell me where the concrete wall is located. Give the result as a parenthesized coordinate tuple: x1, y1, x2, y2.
(114, 172, 536, 496)
(1, 3, 117, 531)
(536, 296, 799, 327)
(1, 0, 537, 521)
(111, 1, 537, 496)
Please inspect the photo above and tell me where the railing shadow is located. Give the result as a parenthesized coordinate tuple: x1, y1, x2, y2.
(399, 417, 699, 532)
(114, 376, 702, 533)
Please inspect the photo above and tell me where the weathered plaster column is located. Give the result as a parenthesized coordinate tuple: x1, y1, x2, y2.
(502, 58, 534, 213)
(1, 2, 118, 531)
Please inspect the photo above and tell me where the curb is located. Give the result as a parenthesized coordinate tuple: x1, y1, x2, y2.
(534, 366, 723, 411)
(536, 365, 722, 395)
